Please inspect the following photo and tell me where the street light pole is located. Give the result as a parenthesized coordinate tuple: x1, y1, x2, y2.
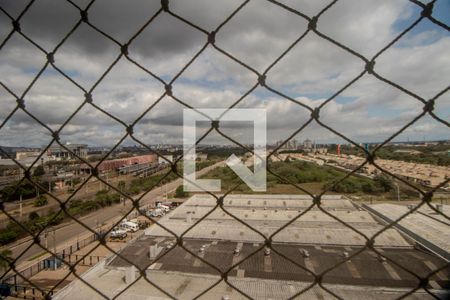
(19, 194, 23, 218)
(53, 228, 57, 270)
(393, 182, 400, 202)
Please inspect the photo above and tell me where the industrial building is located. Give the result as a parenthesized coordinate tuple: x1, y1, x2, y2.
(366, 203, 450, 260)
(46, 143, 88, 160)
(79, 154, 157, 174)
(54, 195, 450, 299)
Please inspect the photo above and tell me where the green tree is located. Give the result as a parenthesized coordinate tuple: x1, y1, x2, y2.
(72, 177, 82, 186)
(362, 182, 376, 193)
(373, 175, 394, 192)
(118, 180, 126, 192)
(33, 195, 48, 207)
(174, 185, 187, 198)
(0, 180, 41, 202)
(0, 249, 12, 271)
(33, 165, 45, 177)
(28, 211, 40, 221)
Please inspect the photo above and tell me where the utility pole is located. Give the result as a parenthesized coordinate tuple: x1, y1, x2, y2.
(393, 182, 400, 202)
(19, 194, 23, 218)
(53, 228, 57, 270)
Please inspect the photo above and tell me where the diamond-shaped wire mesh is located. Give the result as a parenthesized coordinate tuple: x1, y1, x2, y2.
(0, 0, 449, 299)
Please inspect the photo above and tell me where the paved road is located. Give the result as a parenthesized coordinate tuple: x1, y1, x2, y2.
(7, 161, 224, 265)
(0, 173, 137, 229)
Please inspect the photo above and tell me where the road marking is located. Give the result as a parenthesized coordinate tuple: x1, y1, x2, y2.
(382, 262, 401, 280)
(429, 280, 441, 289)
(304, 259, 315, 273)
(193, 258, 202, 267)
(346, 260, 362, 278)
(424, 260, 447, 281)
(149, 262, 162, 270)
(288, 284, 296, 295)
(409, 252, 423, 259)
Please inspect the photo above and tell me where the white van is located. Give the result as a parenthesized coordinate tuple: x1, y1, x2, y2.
(148, 208, 165, 217)
(121, 221, 139, 232)
(157, 203, 170, 212)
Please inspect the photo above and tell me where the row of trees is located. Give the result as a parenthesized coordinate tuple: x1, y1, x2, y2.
(0, 189, 121, 245)
(273, 160, 394, 194)
(0, 165, 55, 202)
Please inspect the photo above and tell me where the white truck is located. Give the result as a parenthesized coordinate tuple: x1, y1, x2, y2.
(148, 208, 165, 217)
(157, 203, 170, 212)
(120, 221, 139, 232)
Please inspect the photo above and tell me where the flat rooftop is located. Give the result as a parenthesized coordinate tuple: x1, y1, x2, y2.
(185, 194, 355, 209)
(369, 204, 450, 253)
(54, 195, 450, 299)
(54, 235, 449, 299)
(55, 265, 450, 300)
(145, 194, 409, 247)
(108, 237, 450, 290)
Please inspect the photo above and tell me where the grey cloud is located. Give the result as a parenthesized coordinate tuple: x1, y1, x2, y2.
(0, 0, 448, 147)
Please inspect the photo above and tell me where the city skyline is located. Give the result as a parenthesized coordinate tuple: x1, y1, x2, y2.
(0, 0, 449, 148)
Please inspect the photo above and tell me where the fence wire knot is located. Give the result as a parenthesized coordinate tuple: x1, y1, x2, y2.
(12, 20, 20, 32)
(165, 84, 172, 96)
(421, 3, 434, 18)
(211, 120, 220, 130)
(121, 44, 129, 56)
(161, 0, 169, 12)
(84, 92, 93, 103)
(308, 16, 318, 30)
(208, 31, 216, 44)
(423, 99, 435, 113)
(16, 98, 25, 109)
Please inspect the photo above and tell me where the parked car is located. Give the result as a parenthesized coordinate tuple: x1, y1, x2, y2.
(147, 208, 165, 217)
(157, 203, 170, 212)
(110, 229, 127, 240)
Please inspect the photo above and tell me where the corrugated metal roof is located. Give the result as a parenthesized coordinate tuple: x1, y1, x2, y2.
(146, 195, 409, 247)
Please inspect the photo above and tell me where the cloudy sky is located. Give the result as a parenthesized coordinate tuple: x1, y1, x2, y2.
(0, 0, 449, 148)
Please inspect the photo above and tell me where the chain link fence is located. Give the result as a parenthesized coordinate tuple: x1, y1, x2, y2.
(0, 0, 449, 299)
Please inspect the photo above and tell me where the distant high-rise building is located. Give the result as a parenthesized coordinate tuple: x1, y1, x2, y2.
(303, 138, 312, 150)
